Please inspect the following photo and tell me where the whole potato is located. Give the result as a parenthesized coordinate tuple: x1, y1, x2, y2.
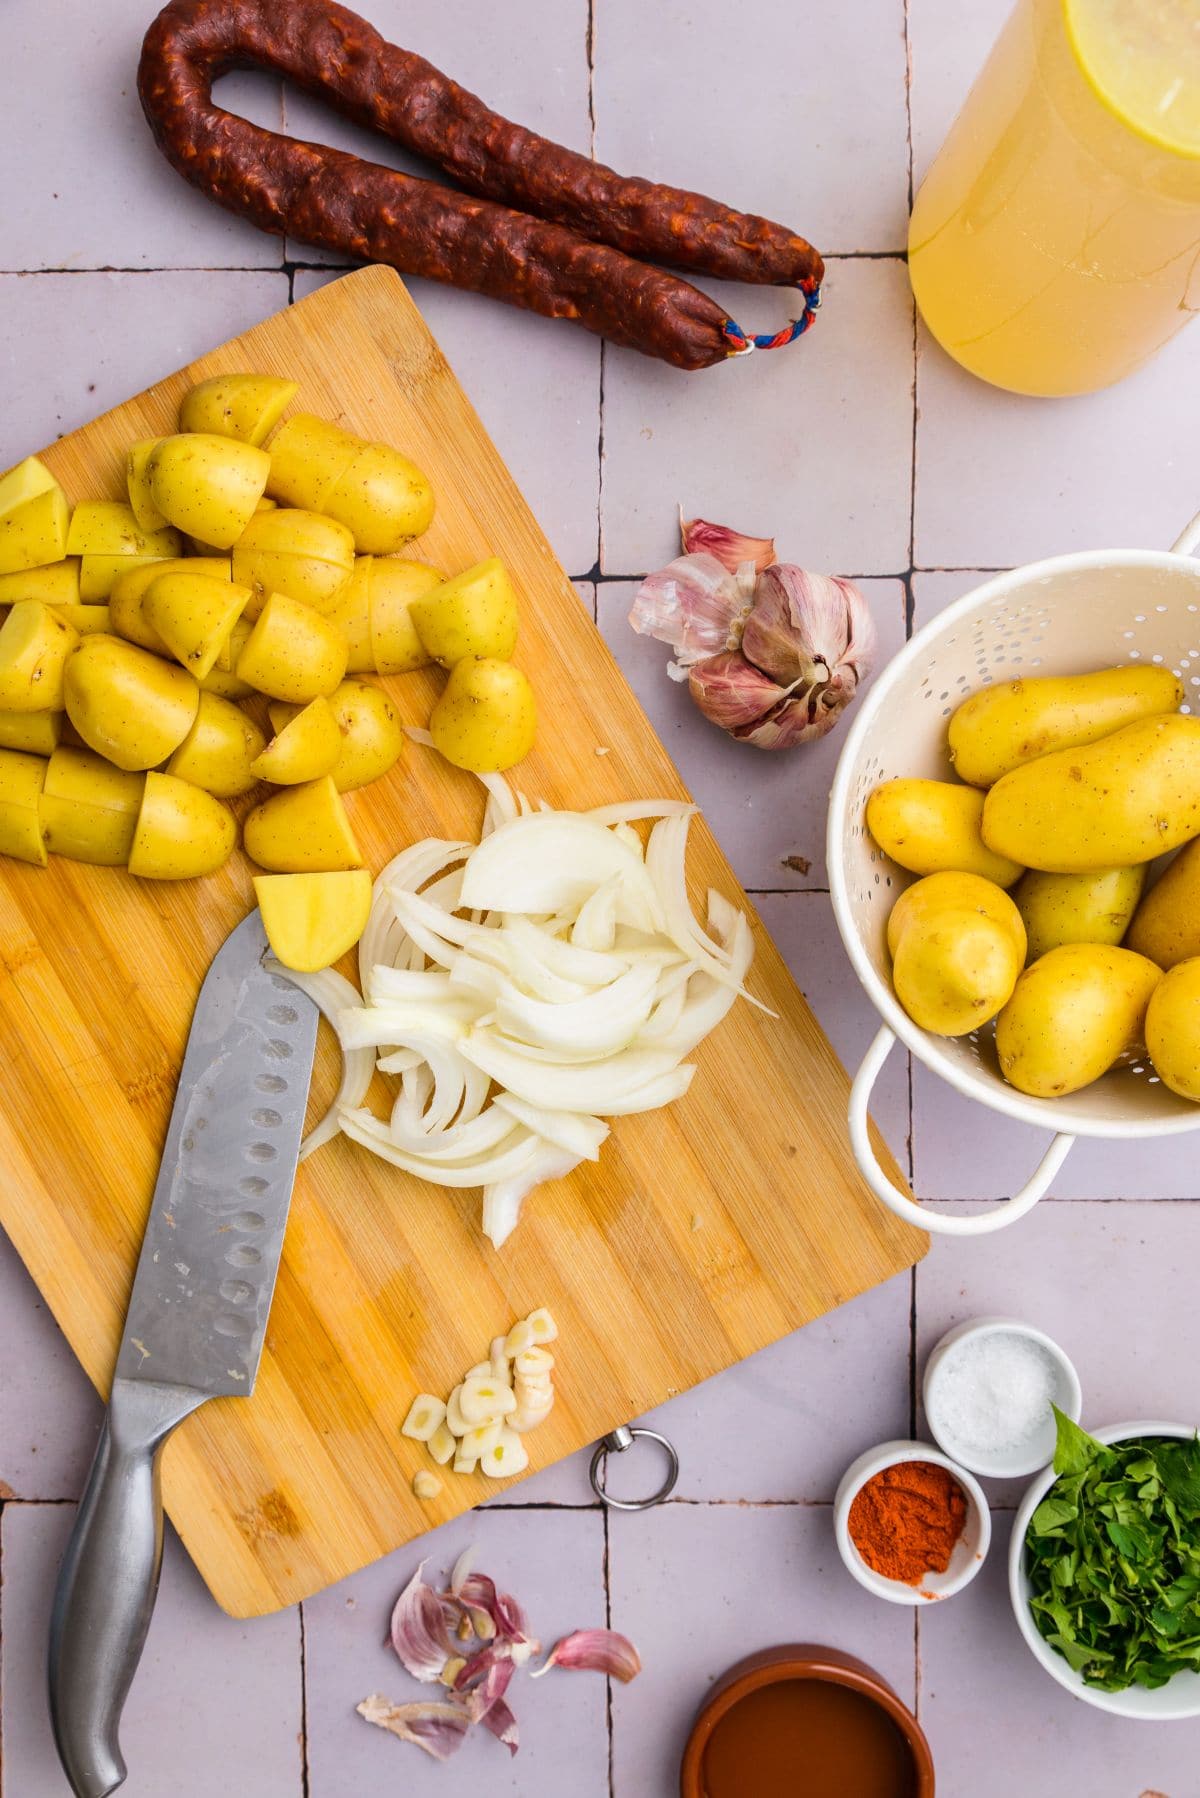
(410, 558, 518, 667)
(1126, 839, 1200, 969)
(0, 457, 70, 576)
(235, 592, 348, 702)
(178, 373, 298, 446)
(948, 665, 1182, 787)
(995, 943, 1161, 1097)
(0, 746, 48, 865)
(39, 747, 144, 866)
(0, 602, 79, 712)
(1145, 960, 1200, 1100)
(147, 434, 270, 551)
(269, 679, 403, 791)
(0, 708, 62, 756)
(64, 634, 199, 771)
(982, 715, 1200, 872)
(231, 507, 355, 618)
(267, 413, 434, 551)
(430, 656, 536, 774)
(866, 777, 1024, 886)
(893, 907, 1024, 1036)
(128, 771, 236, 879)
(242, 774, 363, 872)
(250, 695, 341, 785)
(1014, 865, 1146, 962)
(888, 871, 1027, 958)
(0, 559, 80, 606)
(165, 692, 265, 797)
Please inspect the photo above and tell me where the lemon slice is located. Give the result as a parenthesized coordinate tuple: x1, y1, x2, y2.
(1064, 0, 1200, 157)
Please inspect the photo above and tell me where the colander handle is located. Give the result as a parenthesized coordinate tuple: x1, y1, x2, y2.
(1173, 509, 1200, 556)
(848, 1026, 1076, 1237)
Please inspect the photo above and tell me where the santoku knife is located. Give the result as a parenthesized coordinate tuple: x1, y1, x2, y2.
(48, 911, 318, 1798)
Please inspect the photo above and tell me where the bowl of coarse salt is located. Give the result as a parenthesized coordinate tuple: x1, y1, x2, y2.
(923, 1316, 1082, 1479)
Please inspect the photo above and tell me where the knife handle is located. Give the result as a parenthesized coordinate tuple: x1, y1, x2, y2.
(48, 1377, 207, 1798)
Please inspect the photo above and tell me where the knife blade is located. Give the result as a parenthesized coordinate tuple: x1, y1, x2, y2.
(48, 911, 318, 1798)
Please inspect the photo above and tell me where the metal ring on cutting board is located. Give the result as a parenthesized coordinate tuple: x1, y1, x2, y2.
(589, 1426, 679, 1510)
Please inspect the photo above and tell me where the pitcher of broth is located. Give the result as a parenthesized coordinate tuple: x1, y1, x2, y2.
(908, 0, 1200, 396)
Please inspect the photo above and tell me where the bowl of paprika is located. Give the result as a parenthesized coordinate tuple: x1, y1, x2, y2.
(834, 1440, 991, 1605)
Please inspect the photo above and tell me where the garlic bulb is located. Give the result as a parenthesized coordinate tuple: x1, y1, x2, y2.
(630, 518, 875, 750)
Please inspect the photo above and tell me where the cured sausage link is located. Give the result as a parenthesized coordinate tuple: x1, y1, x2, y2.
(138, 0, 823, 371)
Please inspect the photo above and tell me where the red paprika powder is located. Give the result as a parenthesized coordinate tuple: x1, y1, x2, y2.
(848, 1460, 966, 1585)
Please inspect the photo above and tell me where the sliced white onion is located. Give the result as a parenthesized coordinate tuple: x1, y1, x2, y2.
(491, 1095, 610, 1161)
(483, 1145, 583, 1250)
(459, 815, 650, 916)
(496, 962, 659, 1059)
(270, 964, 377, 1161)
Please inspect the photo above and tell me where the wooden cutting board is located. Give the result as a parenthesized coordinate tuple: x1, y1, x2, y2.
(0, 266, 924, 1617)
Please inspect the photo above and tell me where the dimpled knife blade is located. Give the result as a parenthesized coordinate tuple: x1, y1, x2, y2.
(115, 909, 318, 1396)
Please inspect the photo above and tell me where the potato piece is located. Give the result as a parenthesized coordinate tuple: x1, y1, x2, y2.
(109, 555, 231, 653)
(886, 870, 1026, 960)
(982, 715, 1200, 872)
(67, 501, 183, 602)
(995, 944, 1161, 1098)
(242, 774, 362, 872)
(231, 507, 354, 618)
(143, 571, 251, 680)
(198, 622, 256, 700)
(63, 634, 199, 771)
(48, 604, 112, 638)
(179, 373, 299, 446)
(893, 908, 1024, 1036)
(327, 557, 374, 672)
(147, 434, 270, 551)
(39, 747, 144, 866)
(0, 709, 62, 755)
(1014, 866, 1146, 963)
(235, 591, 348, 702)
(0, 603, 79, 712)
(165, 692, 265, 797)
(267, 413, 434, 551)
(186, 495, 276, 559)
(128, 770, 236, 879)
(366, 558, 443, 675)
(0, 747, 48, 865)
(0, 458, 70, 575)
(126, 438, 169, 533)
(1145, 960, 1200, 1100)
(0, 559, 80, 606)
(273, 679, 404, 791)
(429, 657, 536, 774)
(1126, 839, 1200, 970)
(253, 869, 373, 970)
(411, 558, 518, 667)
(866, 777, 1024, 886)
(249, 694, 341, 784)
(948, 666, 1184, 788)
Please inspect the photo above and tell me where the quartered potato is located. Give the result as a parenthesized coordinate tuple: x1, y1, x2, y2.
(63, 634, 199, 771)
(39, 746, 145, 866)
(0, 458, 71, 576)
(0, 602, 79, 712)
(250, 694, 341, 784)
(253, 868, 372, 971)
(429, 656, 536, 774)
(267, 412, 434, 551)
(231, 506, 354, 617)
(128, 771, 236, 880)
(147, 433, 270, 551)
(411, 558, 518, 667)
(143, 571, 250, 681)
(235, 591, 348, 702)
(165, 691, 265, 798)
(242, 774, 363, 872)
(0, 746, 48, 865)
(179, 373, 298, 446)
(0, 708, 63, 755)
(270, 678, 404, 791)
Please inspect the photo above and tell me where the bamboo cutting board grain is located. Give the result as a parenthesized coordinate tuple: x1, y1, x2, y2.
(0, 267, 924, 1616)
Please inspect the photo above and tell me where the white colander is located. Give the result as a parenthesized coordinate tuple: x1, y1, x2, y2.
(827, 508, 1200, 1238)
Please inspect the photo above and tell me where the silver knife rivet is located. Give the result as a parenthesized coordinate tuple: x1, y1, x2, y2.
(250, 1108, 282, 1129)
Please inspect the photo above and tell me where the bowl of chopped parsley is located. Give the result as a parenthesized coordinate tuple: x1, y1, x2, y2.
(1009, 1409, 1200, 1717)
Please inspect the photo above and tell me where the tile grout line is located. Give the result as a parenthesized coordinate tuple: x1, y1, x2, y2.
(602, 1503, 615, 1798)
(298, 1601, 312, 1798)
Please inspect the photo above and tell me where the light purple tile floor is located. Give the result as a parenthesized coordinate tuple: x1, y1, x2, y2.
(4, 0, 1200, 1792)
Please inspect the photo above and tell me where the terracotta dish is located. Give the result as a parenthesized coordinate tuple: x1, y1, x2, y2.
(680, 1644, 934, 1798)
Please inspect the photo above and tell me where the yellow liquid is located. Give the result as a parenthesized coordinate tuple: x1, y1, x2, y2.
(908, 0, 1200, 395)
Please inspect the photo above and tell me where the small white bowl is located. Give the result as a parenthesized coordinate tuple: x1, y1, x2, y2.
(923, 1315, 1083, 1479)
(1009, 1420, 1200, 1719)
(834, 1439, 991, 1606)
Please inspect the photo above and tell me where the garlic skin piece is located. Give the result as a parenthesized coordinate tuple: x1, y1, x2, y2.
(628, 553, 756, 672)
(742, 564, 875, 693)
(680, 514, 776, 573)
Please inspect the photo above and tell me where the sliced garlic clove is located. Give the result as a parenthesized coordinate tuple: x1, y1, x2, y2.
(514, 1347, 554, 1376)
(479, 1426, 530, 1479)
(453, 1440, 482, 1475)
(526, 1307, 558, 1344)
(504, 1319, 535, 1359)
(511, 1395, 554, 1433)
(464, 1361, 493, 1381)
(514, 1370, 552, 1400)
(440, 1655, 467, 1688)
(459, 1418, 503, 1460)
(427, 1421, 457, 1465)
(460, 1375, 518, 1426)
(412, 1470, 443, 1500)
(445, 1384, 471, 1437)
(489, 1335, 510, 1381)
(401, 1394, 448, 1442)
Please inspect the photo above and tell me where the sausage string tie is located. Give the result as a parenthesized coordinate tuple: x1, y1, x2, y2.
(722, 281, 822, 357)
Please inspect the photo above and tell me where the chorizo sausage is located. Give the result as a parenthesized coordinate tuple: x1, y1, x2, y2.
(137, 0, 823, 371)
